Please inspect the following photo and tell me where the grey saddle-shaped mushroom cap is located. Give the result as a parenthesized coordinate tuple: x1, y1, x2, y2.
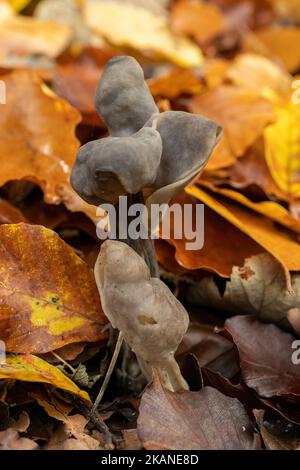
(144, 111, 223, 206)
(95, 56, 158, 137)
(70, 127, 162, 206)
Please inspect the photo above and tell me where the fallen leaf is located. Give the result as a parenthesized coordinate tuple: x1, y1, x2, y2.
(170, 0, 225, 43)
(43, 414, 101, 449)
(148, 68, 203, 100)
(164, 192, 262, 277)
(0, 354, 90, 402)
(264, 102, 300, 202)
(186, 185, 300, 281)
(0, 428, 38, 450)
(197, 181, 300, 235)
(54, 47, 114, 125)
(190, 85, 275, 170)
(6, 0, 31, 11)
(137, 375, 260, 450)
(225, 316, 300, 402)
(0, 70, 81, 205)
(188, 253, 300, 328)
(268, 0, 300, 21)
(83, 0, 203, 67)
(243, 26, 300, 73)
(225, 53, 291, 97)
(0, 198, 27, 224)
(0, 15, 72, 59)
(0, 223, 107, 353)
(254, 409, 300, 450)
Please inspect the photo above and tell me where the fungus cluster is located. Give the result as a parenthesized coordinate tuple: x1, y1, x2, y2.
(71, 55, 222, 394)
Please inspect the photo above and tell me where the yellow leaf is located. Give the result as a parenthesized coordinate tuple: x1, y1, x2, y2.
(264, 103, 300, 200)
(5, 0, 30, 12)
(84, 0, 203, 67)
(0, 354, 90, 402)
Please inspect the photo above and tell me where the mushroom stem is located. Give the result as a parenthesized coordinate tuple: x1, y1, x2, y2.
(139, 355, 189, 392)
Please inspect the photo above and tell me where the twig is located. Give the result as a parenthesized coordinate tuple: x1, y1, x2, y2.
(91, 331, 124, 413)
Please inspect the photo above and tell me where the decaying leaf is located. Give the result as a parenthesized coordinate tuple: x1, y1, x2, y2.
(225, 316, 300, 401)
(83, 0, 203, 67)
(0, 70, 81, 205)
(137, 375, 260, 450)
(188, 253, 300, 329)
(0, 355, 90, 402)
(0, 223, 107, 353)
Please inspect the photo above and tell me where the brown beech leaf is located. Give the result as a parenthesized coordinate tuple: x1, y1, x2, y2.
(188, 253, 300, 329)
(137, 375, 260, 450)
(243, 26, 300, 73)
(225, 316, 300, 401)
(190, 86, 275, 170)
(54, 47, 115, 126)
(163, 193, 262, 278)
(0, 223, 107, 354)
(0, 70, 81, 205)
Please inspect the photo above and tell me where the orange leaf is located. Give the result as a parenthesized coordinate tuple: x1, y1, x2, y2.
(148, 68, 203, 100)
(187, 185, 300, 286)
(170, 0, 224, 43)
(0, 223, 107, 354)
(161, 193, 262, 278)
(243, 26, 300, 73)
(0, 70, 81, 205)
(190, 86, 275, 170)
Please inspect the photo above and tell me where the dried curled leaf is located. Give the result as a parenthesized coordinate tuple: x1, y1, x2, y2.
(71, 127, 162, 206)
(188, 253, 300, 331)
(95, 55, 158, 136)
(0, 354, 90, 402)
(95, 240, 189, 366)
